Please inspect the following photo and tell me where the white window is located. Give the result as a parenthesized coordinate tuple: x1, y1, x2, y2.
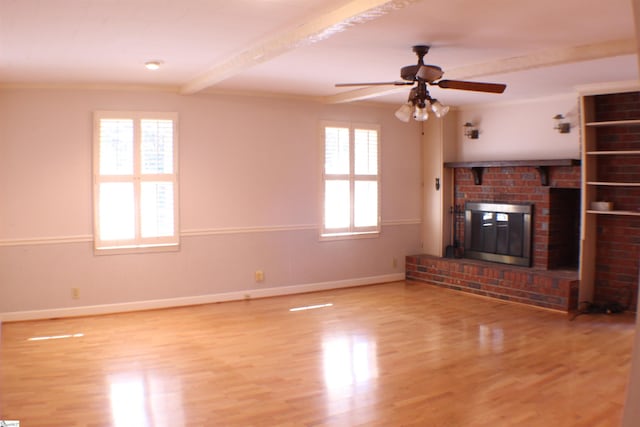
(93, 111, 179, 253)
(321, 122, 380, 239)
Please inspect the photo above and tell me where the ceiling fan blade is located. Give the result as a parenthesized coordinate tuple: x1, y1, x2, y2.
(335, 81, 414, 87)
(436, 80, 506, 93)
(416, 65, 444, 82)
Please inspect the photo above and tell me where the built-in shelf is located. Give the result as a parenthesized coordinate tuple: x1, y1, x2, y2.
(586, 210, 640, 216)
(579, 88, 640, 311)
(586, 119, 640, 127)
(444, 159, 580, 186)
(587, 150, 640, 155)
(587, 181, 640, 186)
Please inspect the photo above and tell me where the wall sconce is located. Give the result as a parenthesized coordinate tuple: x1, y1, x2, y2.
(553, 114, 571, 133)
(464, 122, 479, 139)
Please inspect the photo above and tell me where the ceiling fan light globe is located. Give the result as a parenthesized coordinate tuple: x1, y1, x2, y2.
(395, 103, 413, 122)
(431, 100, 450, 118)
(413, 106, 429, 121)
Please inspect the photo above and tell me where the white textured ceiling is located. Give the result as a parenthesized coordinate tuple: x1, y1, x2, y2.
(1, 0, 638, 106)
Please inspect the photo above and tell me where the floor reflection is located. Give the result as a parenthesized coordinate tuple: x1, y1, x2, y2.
(322, 334, 379, 388)
(27, 333, 84, 341)
(322, 334, 379, 421)
(478, 324, 504, 352)
(110, 376, 147, 427)
(109, 372, 184, 427)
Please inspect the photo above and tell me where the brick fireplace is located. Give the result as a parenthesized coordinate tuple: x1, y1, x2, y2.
(453, 162, 581, 269)
(406, 160, 581, 311)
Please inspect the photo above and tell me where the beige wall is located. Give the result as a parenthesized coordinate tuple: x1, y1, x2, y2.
(451, 94, 580, 162)
(0, 88, 423, 318)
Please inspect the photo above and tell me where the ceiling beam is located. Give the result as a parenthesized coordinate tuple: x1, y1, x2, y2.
(322, 85, 409, 104)
(445, 38, 637, 80)
(323, 38, 637, 104)
(180, 0, 424, 95)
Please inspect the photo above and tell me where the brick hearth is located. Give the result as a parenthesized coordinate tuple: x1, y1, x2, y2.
(406, 255, 579, 312)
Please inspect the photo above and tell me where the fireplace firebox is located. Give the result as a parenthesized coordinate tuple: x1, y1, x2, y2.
(464, 202, 533, 267)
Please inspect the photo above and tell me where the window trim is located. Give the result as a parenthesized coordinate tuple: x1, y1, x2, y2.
(320, 121, 381, 240)
(93, 111, 179, 254)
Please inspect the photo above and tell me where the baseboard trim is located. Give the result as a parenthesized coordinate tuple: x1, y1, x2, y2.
(0, 273, 405, 322)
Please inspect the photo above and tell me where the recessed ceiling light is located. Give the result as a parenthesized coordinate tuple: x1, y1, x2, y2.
(144, 60, 163, 70)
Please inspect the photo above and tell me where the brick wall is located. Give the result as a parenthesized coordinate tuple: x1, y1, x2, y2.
(594, 92, 640, 121)
(595, 216, 640, 311)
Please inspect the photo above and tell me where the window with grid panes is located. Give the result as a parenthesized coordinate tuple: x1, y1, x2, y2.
(93, 111, 179, 253)
(321, 122, 380, 238)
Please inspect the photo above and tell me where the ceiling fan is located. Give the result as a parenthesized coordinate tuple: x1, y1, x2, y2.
(335, 45, 507, 122)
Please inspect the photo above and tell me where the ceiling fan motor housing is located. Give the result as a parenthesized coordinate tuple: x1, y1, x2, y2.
(400, 65, 420, 81)
(400, 45, 429, 81)
(412, 45, 430, 60)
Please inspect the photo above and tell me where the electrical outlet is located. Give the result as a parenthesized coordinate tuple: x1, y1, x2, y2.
(71, 287, 80, 299)
(255, 270, 265, 282)
(392, 257, 398, 268)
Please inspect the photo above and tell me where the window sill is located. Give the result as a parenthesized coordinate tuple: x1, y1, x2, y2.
(319, 231, 379, 242)
(94, 243, 180, 256)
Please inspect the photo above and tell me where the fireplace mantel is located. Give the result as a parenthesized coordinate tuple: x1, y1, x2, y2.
(444, 159, 580, 185)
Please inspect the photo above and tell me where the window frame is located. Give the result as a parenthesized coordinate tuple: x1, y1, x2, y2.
(93, 111, 179, 254)
(320, 121, 381, 240)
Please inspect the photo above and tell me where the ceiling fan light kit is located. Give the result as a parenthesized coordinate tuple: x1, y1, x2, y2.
(335, 45, 506, 123)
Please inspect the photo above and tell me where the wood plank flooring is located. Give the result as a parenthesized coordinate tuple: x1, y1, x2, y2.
(0, 281, 636, 427)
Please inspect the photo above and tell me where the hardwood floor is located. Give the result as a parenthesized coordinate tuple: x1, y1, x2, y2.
(0, 281, 635, 427)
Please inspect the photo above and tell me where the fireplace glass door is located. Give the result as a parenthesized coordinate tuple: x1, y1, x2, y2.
(464, 202, 532, 267)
